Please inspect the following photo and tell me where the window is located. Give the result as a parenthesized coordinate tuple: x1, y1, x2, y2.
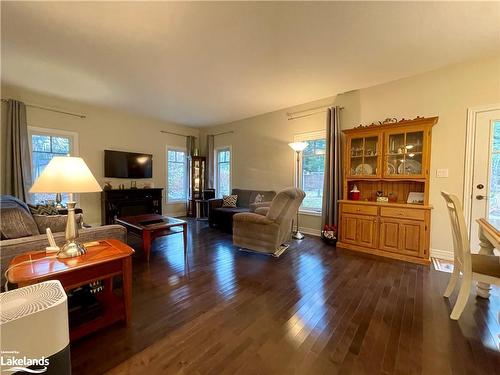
(167, 148, 187, 201)
(216, 147, 231, 198)
(295, 131, 326, 213)
(29, 127, 77, 204)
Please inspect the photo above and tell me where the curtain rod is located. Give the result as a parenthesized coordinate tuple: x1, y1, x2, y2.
(1, 98, 86, 119)
(287, 106, 344, 121)
(160, 130, 198, 138)
(211, 130, 234, 137)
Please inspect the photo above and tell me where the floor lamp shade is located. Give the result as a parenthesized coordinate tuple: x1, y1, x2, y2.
(29, 156, 102, 194)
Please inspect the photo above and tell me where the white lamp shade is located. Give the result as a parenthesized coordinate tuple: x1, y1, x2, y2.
(288, 142, 309, 152)
(30, 156, 102, 193)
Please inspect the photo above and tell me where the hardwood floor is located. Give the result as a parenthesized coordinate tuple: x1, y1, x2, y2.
(71, 219, 500, 374)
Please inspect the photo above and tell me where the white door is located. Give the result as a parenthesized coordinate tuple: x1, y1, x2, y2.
(469, 108, 500, 252)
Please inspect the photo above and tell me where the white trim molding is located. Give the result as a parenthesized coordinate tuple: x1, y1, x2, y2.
(298, 227, 321, 237)
(463, 104, 500, 236)
(430, 248, 454, 261)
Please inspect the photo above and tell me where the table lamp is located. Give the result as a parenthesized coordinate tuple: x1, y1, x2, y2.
(288, 141, 309, 240)
(29, 156, 102, 258)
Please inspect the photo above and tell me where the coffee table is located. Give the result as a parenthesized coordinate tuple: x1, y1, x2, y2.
(115, 214, 187, 261)
(7, 239, 134, 341)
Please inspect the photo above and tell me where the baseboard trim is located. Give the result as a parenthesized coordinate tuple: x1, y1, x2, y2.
(430, 248, 454, 261)
(299, 227, 321, 237)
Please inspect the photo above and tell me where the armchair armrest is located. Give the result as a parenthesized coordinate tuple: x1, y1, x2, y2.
(208, 198, 223, 210)
(233, 212, 274, 225)
(249, 201, 272, 212)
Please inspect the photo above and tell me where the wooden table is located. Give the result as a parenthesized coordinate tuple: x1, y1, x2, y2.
(116, 214, 187, 261)
(7, 239, 134, 341)
(476, 218, 500, 298)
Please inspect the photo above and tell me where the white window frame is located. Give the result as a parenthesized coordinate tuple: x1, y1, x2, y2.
(28, 126, 79, 204)
(215, 146, 232, 198)
(166, 146, 188, 203)
(293, 130, 326, 216)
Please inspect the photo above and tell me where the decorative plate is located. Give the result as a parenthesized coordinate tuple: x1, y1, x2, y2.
(355, 163, 373, 175)
(398, 159, 422, 175)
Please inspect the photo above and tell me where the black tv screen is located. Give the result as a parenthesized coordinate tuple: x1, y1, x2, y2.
(104, 150, 153, 178)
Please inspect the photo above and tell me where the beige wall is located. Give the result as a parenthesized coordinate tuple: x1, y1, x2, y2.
(199, 94, 359, 235)
(3, 55, 499, 255)
(201, 55, 500, 255)
(1, 85, 199, 225)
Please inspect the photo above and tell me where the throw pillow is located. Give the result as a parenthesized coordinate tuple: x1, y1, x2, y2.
(28, 204, 59, 216)
(33, 213, 84, 234)
(254, 194, 263, 203)
(222, 195, 238, 208)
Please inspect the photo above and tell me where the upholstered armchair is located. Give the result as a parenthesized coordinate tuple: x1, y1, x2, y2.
(232, 187, 305, 257)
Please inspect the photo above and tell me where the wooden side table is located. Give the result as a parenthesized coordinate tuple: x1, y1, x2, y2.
(7, 239, 134, 341)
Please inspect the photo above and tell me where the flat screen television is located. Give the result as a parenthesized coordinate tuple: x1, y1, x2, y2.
(104, 150, 153, 178)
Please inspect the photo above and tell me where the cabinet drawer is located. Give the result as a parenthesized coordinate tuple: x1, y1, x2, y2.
(342, 204, 377, 216)
(380, 207, 425, 221)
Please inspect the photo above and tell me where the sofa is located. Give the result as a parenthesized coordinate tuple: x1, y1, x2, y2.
(0, 195, 126, 288)
(208, 188, 276, 233)
(233, 187, 305, 257)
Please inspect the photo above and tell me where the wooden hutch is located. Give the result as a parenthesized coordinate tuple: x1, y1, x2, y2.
(338, 116, 438, 265)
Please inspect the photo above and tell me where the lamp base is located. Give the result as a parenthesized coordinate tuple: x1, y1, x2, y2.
(292, 231, 305, 240)
(57, 241, 86, 259)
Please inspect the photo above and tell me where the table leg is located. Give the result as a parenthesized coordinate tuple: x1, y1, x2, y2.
(196, 201, 200, 220)
(122, 256, 132, 326)
(183, 222, 188, 257)
(476, 229, 495, 299)
(143, 230, 152, 262)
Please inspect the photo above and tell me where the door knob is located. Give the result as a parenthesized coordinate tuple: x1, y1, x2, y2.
(477, 184, 484, 190)
(476, 195, 487, 200)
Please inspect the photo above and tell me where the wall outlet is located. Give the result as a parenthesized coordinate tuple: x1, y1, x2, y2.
(436, 169, 449, 178)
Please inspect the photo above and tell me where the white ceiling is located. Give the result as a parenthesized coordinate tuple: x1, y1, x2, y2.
(2, 2, 499, 127)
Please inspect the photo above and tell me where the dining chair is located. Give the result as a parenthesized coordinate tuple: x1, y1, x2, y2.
(441, 191, 500, 320)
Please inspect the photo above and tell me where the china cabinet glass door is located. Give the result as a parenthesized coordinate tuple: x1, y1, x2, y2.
(385, 130, 425, 177)
(348, 134, 380, 177)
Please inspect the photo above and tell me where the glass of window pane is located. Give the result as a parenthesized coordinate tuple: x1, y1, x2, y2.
(301, 139, 325, 211)
(32, 135, 51, 152)
(489, 121, 500, 221)
(388, 133, 405, 154)
(51, 137, 70, 154)
(406, 131, 424, 153)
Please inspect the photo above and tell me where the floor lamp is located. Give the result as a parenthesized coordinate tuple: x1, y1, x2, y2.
(288, 141, 308, 240)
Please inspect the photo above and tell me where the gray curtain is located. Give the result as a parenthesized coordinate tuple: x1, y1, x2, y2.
(321, 106, 342, 230)
(205, 134, 214, 189)
(3, 99, 32, 201)
(186, 135, 196, 157)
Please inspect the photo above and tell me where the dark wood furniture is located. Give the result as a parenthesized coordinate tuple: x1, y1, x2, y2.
(101, 188, 163, 225)
(187, 156, 206, 217)
(7, 239, 134, 341)
(115, 214, 187, 261)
